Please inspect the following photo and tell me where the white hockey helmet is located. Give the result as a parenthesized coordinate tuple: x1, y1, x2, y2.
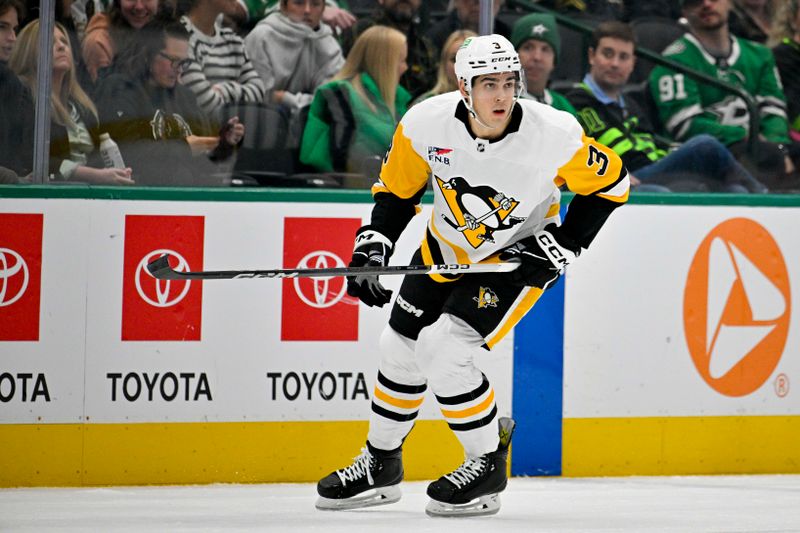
(454, 34, 525, 125)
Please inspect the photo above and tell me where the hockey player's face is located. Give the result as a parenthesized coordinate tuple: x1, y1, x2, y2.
(588, 37, 635, 92)
(284, 0, 325, 29)
(467, 73, 517, 131)
(683, 0, 730, 31)
(0, 8, 19, 62)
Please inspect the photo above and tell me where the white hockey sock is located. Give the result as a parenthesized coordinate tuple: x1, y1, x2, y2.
(368, 326, 427, 451)
(416, 314, 500, 458)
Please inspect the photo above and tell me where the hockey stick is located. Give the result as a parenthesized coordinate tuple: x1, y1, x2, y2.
(146, 254, 520, 281)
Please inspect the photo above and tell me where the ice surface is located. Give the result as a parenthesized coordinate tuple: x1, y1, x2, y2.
(2, 475, 799, 532)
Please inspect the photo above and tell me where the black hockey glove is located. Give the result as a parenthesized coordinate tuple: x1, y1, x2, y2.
(499, 224, 581, 289)
(346, 226, 394, 307)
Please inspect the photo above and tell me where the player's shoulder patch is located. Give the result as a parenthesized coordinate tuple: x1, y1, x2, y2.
(662, 39, 687, 57)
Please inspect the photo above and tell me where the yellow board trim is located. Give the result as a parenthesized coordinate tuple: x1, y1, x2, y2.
(373, 387, 425, 409)
(441, 389, 495, 419)
(563, 415, 800, 476)
(0, 420, 471, 488)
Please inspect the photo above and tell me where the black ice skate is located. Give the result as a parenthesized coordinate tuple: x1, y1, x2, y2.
(425, 417, 516, 517)
(316, 442, 403, 511)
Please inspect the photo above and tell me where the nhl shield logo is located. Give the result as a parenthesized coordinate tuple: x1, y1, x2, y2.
(474, 287, 499, 309)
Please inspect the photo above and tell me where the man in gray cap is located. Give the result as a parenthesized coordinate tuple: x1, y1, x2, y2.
(511, 12, 576, 115)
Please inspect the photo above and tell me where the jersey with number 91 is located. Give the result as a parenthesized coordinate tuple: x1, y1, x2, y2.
(649, 33, 790, 145)
(372, 91, 628, 271)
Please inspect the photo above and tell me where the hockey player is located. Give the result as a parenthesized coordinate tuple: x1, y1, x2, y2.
(316, 34, 629, 517)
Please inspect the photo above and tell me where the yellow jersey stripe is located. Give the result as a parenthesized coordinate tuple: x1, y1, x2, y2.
(486, 287, 544, 349)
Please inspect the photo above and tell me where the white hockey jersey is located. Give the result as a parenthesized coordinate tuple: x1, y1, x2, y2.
(374, 91, 629, 276)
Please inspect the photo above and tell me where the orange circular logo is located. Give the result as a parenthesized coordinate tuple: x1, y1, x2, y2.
(684, 218, 791, 397)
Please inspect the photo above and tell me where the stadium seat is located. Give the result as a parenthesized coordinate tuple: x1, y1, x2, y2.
(630, 16, 686, 84)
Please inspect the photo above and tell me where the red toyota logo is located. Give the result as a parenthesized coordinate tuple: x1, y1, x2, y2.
(135, 249, 192, 307)
(0, 248, 29, 307)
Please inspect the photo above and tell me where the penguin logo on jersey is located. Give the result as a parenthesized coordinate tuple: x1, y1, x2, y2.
(436, 176, 525, 248)
(474, 287, 499, 309)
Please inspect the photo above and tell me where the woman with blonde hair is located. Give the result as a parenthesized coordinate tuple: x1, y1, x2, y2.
(413, 29, 476, 105)
(300, 24, 410, 174)
(10, 20, 133, 184)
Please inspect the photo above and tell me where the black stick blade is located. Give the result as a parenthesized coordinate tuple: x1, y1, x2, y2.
(146, 254, 182, 280)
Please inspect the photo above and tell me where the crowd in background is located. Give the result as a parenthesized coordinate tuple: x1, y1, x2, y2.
(0, 0, 798, 192)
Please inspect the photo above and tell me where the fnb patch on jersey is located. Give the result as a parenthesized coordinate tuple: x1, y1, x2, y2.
(428, 146, 453, 165)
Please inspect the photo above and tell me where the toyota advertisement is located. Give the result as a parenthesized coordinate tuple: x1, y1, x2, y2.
(0, 200, 513, 426)
(0, 198, 796, 474)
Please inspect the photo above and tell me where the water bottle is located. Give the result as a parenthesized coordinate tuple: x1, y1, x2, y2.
(99, 133, 125, 169)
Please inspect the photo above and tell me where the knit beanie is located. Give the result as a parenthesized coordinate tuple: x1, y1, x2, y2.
(511, 13, 561, 63)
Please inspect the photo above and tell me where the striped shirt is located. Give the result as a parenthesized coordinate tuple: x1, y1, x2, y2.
(180, 16, 265, 114)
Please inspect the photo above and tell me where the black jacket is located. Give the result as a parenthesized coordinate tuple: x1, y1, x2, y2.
(0, 63, 34, 177)
(566, 83, 667, 172)
(94, 73, 228, 186)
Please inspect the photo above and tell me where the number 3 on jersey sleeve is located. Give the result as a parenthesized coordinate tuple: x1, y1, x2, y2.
(587, 145, 609, 176)
(557, 134, 628, 202)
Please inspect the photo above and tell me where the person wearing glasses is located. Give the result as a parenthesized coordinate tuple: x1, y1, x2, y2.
(94, 20, 245, 186)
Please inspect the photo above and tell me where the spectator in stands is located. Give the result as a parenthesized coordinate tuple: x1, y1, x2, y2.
(511, 13, 576, 115)
(568, 21, 766, 192)
(342, 0, 436, 99)
(769, 0, 800, 144)
(729, 0, 774, 43)
(236, 0, 355, 33)
(426, 0, 510, 53)
(180, 0, 265, 117)
(94, 20, 244, 186)
(0, 0, 33, 180)
(300, 25, 410, 173)
(82, 0, 167, 83)
(650, 0, 796, 189)
(413, 29, 475, 105)
(244, 0, 344, 113)
(11, 20, 134, 184)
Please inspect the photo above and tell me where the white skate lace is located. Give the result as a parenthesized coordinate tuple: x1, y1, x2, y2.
(335, 447, 374, 487)
(444, 456, 487, 489)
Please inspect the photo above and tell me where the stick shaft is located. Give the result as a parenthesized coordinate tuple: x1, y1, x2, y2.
(146, 254, 518, 281)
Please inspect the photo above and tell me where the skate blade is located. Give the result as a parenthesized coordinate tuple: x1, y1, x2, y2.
(425, 493, 500, 517)
(315, 485, 401, 511)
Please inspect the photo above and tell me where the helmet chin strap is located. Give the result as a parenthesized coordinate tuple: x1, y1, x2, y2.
(463, 92, 495, 131)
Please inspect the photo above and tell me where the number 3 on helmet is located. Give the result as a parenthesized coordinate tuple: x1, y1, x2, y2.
(454, 34, 525, 103)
